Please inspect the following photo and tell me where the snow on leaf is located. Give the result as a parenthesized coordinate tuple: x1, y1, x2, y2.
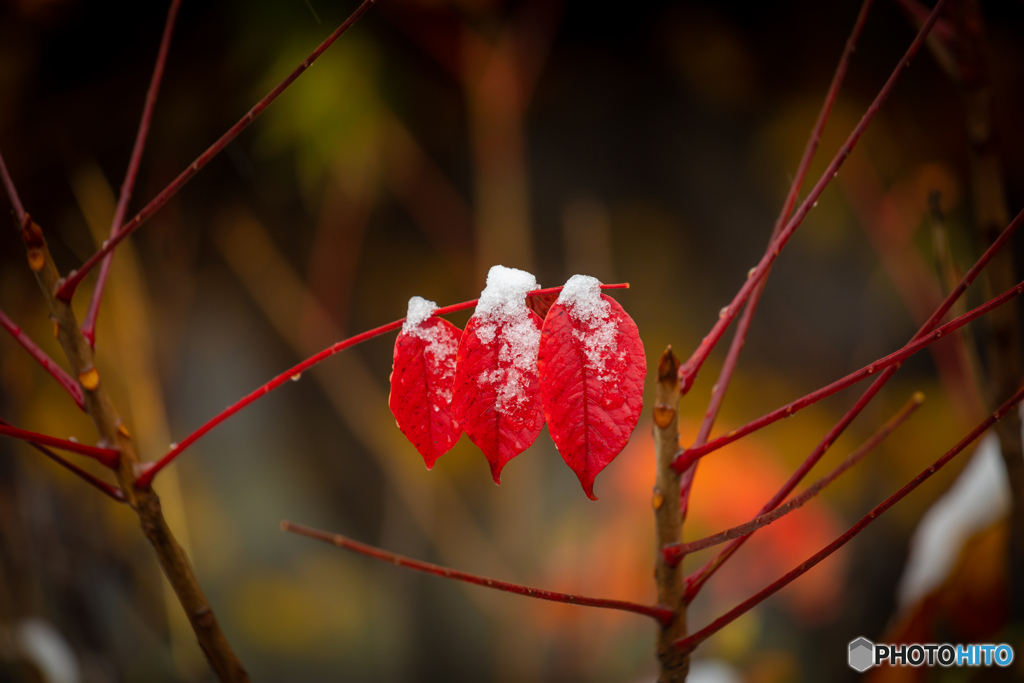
(451, 266, 545, 483)
(389, 296, 463, 469)
(538, 275, 646, 499)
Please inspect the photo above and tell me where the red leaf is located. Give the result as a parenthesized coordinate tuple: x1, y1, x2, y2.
(389, 306, 463, 469)
(451, 309, 545, 484)
(538, 277, 646, 499)
(526, 291, 558, 319)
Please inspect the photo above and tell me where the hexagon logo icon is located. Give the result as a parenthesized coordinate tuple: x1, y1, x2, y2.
(849, 637, 874, 672)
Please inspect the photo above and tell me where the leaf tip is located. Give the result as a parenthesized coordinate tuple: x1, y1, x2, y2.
(489, 460, 504, 485)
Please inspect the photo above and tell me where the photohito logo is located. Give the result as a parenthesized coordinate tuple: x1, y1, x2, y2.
(848, 638, 874, 672)
(848, 637, 1014, 671)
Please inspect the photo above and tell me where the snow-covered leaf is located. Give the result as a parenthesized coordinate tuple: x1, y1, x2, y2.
(390, 296, 462, 468)
(538, 275, 645, 499)
(451, 266, 545, 482)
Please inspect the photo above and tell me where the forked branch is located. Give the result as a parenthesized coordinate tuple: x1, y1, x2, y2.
(82, 0, 183, 346)
(673, 273, 1024, 472)
(680, 203, 1023, 593)
(681, 0, 876, 515)
(0, 422, 120, 467)
(673, 382, 1024, 654)
(675, 0, 948, 395)
(54, 0, 380, 302)
(664, 393, 921, 564)
(0, 418, 124, 502)
(281, 520, 674, 625)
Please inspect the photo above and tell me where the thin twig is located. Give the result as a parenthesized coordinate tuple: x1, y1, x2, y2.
(81, 0, 183, 347)
(0, 418, 124, 502)
(281, 520, 674, 626)
(0, 422, 120, 467)
(675, 0, 948, 395)
(680, 204, 1023, 595)
(681, 0, 874, 517)
(0, 307, 85, 409)
(665, 393, 921, 564)
(0, 148, 26, 227)
(673, 273, 1024, 470)
(134, 283, 628, 489)
(54, 0, 380, 302)
(673, 382, 1024, 654)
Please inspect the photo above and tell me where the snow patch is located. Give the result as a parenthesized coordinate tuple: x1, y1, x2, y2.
(474, 266, 541, 413)
(557, 274, 620, 380)
(897, 432, 1011, 608)
(403, 296, 458, 403)
(403, 295, 438, 332)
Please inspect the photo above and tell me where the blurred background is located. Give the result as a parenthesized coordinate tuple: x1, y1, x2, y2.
(1, 0, 1023, 680)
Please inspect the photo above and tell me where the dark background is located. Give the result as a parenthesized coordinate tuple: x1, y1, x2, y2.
(1, 0, 1023, 680)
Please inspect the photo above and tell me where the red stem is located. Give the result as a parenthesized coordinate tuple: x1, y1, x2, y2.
(673, 383, 1024, 654)
(133, 283, 628, 489)
(665, 392, 921, 564)
(0, 418, 124, 502)
(0, 148, 27, 228)
(679, 205, 1023, 595)
(0, 308, 85, 409)
(81, 0, 183, 347)
(673, 276, 1024, 470)
(281, 520, 674, 626)
(54, 0, 380, 303)
(892, 0, 956, 44)
(675, 0, 948, 395)
(0, 423, 120, 468)
(680, 0, 875, 516)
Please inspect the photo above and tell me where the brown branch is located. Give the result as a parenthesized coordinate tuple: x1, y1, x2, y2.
(652, 348, 688, 682)
(673, 382, 1024, 654)
(82, 0, 183, 347)
(281, 521, 674, 625)
(18, 218, 248, 681)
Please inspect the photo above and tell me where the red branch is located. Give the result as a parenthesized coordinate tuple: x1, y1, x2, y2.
(81, 0, 183, 347)
(679, 204, 1023, 593)
(281, 520, 674, 625)
(665, 393, 921, 564)
(892, 0, 956, 44)
(54, 0, 380, 303)
(133, 283, 628, 489)
(0, 423, 120, 468)
(675, 0, 948, 395)
(680, 0, 875, 517)
(0, 308, 85, 409)
(673, 274, 1024, 471)
(0, 418, 124, 502)
(672, 383, 1024, 653)
(0, 148, 27, 228)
